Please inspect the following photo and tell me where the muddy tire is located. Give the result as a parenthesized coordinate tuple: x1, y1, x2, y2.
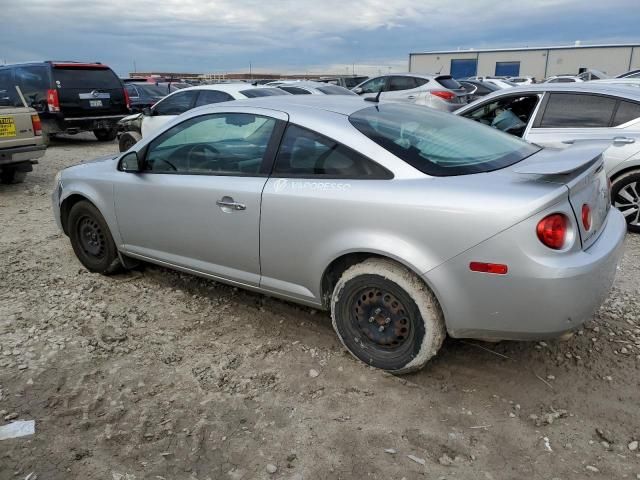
(612, 170, 640, 233)
(94, 128, 118, 142)
(118, 131, 142, 152)
(331, 258, 445, 374)
(68, 200, 121, 274)
(0, 168, 27, 184)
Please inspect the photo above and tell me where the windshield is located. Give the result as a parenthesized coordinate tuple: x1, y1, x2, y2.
(53, 67, 121, 89)
(240, 88, 290, 98)
(349, 103, 539, 176)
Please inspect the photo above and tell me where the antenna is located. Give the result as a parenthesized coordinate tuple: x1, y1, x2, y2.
(365, 90, 383, 103)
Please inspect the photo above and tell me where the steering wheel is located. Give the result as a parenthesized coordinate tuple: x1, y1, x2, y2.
(187, 143, 220, 162)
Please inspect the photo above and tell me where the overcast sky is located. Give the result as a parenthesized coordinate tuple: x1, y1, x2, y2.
(2, 0, 639, 76)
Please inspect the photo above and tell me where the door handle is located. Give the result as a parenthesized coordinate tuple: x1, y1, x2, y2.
(407, 95, 416, 99)
(216, 197, 246, 211)
(613, 136, 635, 144)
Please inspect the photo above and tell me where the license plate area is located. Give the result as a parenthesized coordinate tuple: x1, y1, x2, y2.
(89, 100, 103, 107)
(0, 117, 16, 138)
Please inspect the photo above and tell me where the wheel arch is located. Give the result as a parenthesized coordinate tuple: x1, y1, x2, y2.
(319, 251, 445, 317)
(610, 164, 640, 184)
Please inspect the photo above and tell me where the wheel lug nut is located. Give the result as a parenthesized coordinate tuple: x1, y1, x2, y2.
(368, 317, 375, 323)
(378, 326, 385, 332)
(385, 317, 391, 324)
(374, 308, 381, 315)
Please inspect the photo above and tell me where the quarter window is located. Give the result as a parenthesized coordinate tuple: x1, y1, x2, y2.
(613, 100, 640, 126)
(273, 124, 390, 178)
(153, 90, 198, 116)
(540, 93, 617, 128)
(144, 113, 276, 175)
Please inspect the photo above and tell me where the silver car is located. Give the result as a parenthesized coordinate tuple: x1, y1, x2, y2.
(455, 83, 640, 232)
(352, 73, 468, 111)
(52, 96, 625, 373)
(276, 81, 357, 96)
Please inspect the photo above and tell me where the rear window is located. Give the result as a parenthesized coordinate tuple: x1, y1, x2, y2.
(316, 85, 356, 96)
(613, 100, 640, 126)
(279, 86, 312, 95)
(349, 103, 539, 176)
(436, 76, 462, 90)
(240, 88, 289, 98)
(53, 67, 122, 89)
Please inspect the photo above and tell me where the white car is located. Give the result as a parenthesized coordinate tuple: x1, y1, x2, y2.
(508, 76, 536, 85)
(543, 75, 584, 84)
(117, 84, 290, 151)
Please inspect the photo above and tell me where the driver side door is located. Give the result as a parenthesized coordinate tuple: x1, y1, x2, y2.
(114, 109, 287, 287)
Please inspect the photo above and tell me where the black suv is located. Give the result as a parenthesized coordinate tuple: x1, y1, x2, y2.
(0, 61, 130, 142)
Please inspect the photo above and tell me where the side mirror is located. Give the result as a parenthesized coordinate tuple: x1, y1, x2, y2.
(142, 106, 152, 116)
(353, 87, 363, 95)
(119, 151, 143, 172)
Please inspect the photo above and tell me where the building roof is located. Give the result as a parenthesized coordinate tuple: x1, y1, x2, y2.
(410, 43, 640, 56)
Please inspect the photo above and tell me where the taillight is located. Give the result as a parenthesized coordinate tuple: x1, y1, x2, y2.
(536, 213, 568, 250)
(430, 90, 456, 101)
(123, 87, 131, 110)
(47, 89, 60, 113)
(581, 204, 592, 231)
(31, 114, 42, 136)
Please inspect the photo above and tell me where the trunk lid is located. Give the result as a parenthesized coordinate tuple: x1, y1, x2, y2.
(52, 65, 128, 118)
(435, 75, 468, 104)
(514, 142, 611, 250)
(0, 106, 39, 146)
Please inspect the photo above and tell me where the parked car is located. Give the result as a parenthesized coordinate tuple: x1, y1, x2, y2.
(53, 96, 625, 373)
(0, 87, 46, 183)
(277, 81, 358, 96)
(352, 74, 467, 111)
(508, 76, 536, 85)
(617, 69, 640, 79)
(124, 83, 168, 113)
(0, 61, 129, 142)
(543, 75, 584, 83)
(458, 80, 500, 101)
(117, 83, 289, 151)
(317, 76, 369, 89)
(455, 83, 640, 231)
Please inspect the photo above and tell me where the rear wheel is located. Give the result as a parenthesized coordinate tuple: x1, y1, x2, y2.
(68, 201, 121, 274)
(331, 258, 445, 373)
(0, 168, 27, 184)
(612, 171, 640, 233)
(94, 128, 118, 142)
(118, 131, 142, 152)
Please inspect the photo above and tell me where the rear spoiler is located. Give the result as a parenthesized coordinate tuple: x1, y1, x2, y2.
(513, 141, 608, 175)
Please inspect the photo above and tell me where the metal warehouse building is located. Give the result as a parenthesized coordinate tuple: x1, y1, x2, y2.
(409, 43, 640, 80)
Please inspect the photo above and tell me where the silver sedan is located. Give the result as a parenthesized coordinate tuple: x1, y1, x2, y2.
(52, 96, 626, 373)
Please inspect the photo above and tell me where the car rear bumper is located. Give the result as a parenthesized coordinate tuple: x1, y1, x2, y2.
(42, 115, 127, 134)
(424, 208, 627, 340)
(0, 144, 46, 165)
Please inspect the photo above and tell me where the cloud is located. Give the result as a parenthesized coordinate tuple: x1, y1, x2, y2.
(1, 0, 639, 75)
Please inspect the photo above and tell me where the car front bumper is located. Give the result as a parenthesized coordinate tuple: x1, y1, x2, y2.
(424, 208, 627, 340)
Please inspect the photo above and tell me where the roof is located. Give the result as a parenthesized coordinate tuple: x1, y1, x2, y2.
(410, 43, 640, 56)
(469, 82, 640, 103)
(179, 83, 268, 96)
(196, 95, 370, 116)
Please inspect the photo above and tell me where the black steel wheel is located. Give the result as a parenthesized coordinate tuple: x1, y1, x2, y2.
(68, 200, 121, 274)
(94, 128, 118, 141)
(331, 258, 445, 373)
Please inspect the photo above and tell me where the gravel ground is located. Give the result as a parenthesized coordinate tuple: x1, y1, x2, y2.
(1, 134, 639, 480)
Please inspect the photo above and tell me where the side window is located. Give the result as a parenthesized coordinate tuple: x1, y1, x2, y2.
(540, 93, 617, 128)
(359, 77, 386, 94)
(414, 77, 429, 87)
(195, 89, 234, 107)
(126, 85, 140, 98)
(388, 76, 417, 91)
(464, 95, 540, 137)
(279, 86, 312, 95)
(14, 66, 49, 110)
(144, 113, 276, 175)
(0, 69, 19, 107)
(613, 100, 640, 126)
(273, 124, 390, 178)
(152, 90, 198, 115)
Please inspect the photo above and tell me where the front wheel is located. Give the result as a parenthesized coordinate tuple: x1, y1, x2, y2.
(68, 201, 121, 274)
(94, 128, 118, 142)
(118, 131, 142, 152)
(612, 171, 640, 233)
(331, 258, 445, 374)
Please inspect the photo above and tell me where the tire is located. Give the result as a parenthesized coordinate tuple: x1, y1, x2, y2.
(67, 201, 121, 274)
(94, 128, 118, 142)
(331, 258, 445, 374)
(118, 131, 142, 152)
(611, 170, 640, 233)
(0, 169, 27, 184)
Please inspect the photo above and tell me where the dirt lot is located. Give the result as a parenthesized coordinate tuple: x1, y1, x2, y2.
(1, 135, 639, 480)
